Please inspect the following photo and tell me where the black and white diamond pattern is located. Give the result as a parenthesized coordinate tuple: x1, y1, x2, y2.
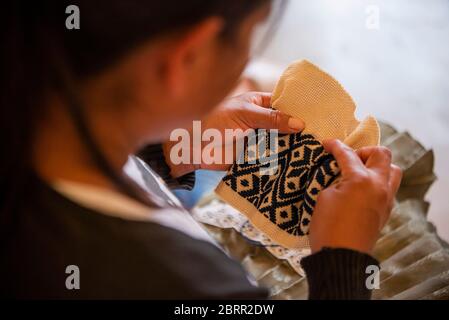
(221, 131, 339, 236)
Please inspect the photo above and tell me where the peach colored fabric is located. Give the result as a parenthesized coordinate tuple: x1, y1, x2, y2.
(271, 60, 379, 148)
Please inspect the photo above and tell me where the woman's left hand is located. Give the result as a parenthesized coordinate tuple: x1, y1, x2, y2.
(163, 92, 305, 177)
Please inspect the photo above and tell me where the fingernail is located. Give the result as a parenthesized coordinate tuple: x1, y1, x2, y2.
(288, 118, 305, 131)
(322, 139, 339, 150)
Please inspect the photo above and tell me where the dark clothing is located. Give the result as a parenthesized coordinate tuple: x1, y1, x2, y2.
(1, 175, 267, 299)
(0, 147, 379, 299)
(301, 248, 378, 300)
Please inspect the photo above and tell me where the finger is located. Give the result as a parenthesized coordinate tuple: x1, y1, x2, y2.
(388, 164, 402, 197)
(380, 164, 402, 227)
(356, 146, 393, 182)
(322, 139, 364, 176)
(365, 147, 392, 181)
(356, 147, 378, 163)
(244, 105, 304, 133)
(247, 92, 272, 108)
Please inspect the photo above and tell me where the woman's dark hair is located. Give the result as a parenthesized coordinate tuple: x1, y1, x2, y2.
(0, 0, 275, 212)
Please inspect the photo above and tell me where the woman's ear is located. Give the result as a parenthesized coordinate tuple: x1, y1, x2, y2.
(164, 17, 224, 98)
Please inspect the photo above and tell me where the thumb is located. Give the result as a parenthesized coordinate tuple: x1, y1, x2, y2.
(245, 105, 305, 133)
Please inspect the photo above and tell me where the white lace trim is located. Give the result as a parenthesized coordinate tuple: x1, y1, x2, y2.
(192, 195, 311, 276)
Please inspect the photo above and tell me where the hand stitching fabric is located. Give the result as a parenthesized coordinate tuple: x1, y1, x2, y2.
(215, 60, 380, 249)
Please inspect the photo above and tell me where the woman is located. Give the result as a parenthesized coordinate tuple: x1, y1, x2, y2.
(0, 0, 401, 299)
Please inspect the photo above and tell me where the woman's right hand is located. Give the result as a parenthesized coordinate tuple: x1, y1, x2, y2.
(309, 139, 402, 255)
